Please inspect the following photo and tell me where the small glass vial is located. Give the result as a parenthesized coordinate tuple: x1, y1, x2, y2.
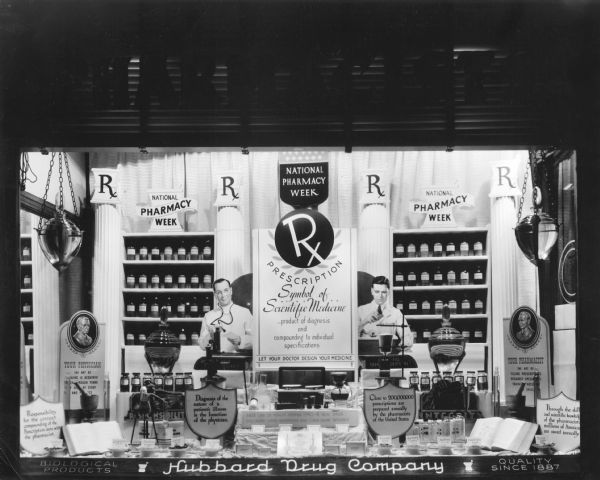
(151, 246, 161, 261)
(175, 373, 185, 392)
(474, 298, 484, 314)
(461, 297, 471, 313)
(419, 242, 430, 258)
(177, 243, 187, 261)
(473, 241, 483, 256)
(460, 269, 470, 285)
(202, 241, 213, 260)
(474, 267, 484, 284)
(433, 242, 443, 257)
(154, 375, 164, 390)
(450, 415, 466, 443)
(448, 299, 457, 314)
(466, 371, 477, 389)
(126, 245, 136, 261)
(445, 242, 456, 256)
(178, 274, 187, 289)
(409, 371, 420, 390)
(139, 246, 148, 260)
(22, 244, 31, 261)
(420, 270, 430, 286)
(164, 374, 174, 391)
(420, 372, 431, 391)
(454, 371, 465, 386)
(202, 302, 211, 316)
(138, 273, 148, 289)
(423, 328, 431, 343)
(460, 241, 469, 256)
(189, 244, 200, 260)
(419, 421, 432, 444)
(142, 372, 153, 389)
(179, 329, 187, 345)
(184, 372, 194, 391)
(407, 243, 416, 258)
(131, 373, 141, 392)
(434, 300, 443, 315)
(190, 297, 199, 317)
(203, 274, 212, 289)
(191, 332, 200, 345)
(23, 273, 32, 289)
(138, 297, 148, 317)
(407, 271, 417, 286)
(150, 297, 160, 317)
(163, 297, 173, 315)
(473, 329, 483, 343)
(443, 371, 453, 382)
(164, 273, 173, 289)
(421, 299, 431, 314)
(433, 267, 443, 285)
(177, 298, 186, 317)
(126, 273, 136, 288)
(163, 245, 173, 260)
(395, 242, 405, 258)
(120, 373, 130, 392)
(477, 370, 489, 391)
(126, 300, 136, 317)
(27, 333, 34, 345)
(151, 273, 160, 289)
(126, 333, 135, 345)
(462, 330, 471, 343)
(432, 371, 441, 384)
(408, 299, 418, 314)
(394, 271, 405, 286)
(447, 269, 456, 286)
(22, 301, 32, 317)
(190, 274, 200, 289)
(138, 333, 146, 345)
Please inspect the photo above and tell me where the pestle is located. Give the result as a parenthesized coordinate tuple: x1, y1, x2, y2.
(73, 382, 90, 398)
(515, 382, 526, 397)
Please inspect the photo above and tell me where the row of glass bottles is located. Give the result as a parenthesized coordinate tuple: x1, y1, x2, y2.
(394, 267, 485, 286)
(125, 272, 212, 289)
(399, 297, 485, 315)
(120, 372, 194, 392)
(394, 240, 484, 258)
(408, 415, 466, 444)
(125, 296, 211, 317)
(407, 370, 488, 391)
(413, 327, 484, 343)
(126, 329, 200, 346)
(126, 241, 213, 261)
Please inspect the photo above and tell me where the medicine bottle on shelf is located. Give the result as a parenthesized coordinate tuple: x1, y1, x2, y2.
(126, 300, 136, 317)
(461, 296, 471, 313)
(395, 271, 405, 286)
(474, 298, 484, 314)
(433, 267, 443, 285)
(433, 242, 443, 257)
(407, 243, 416, 258)
(22, 273, 31, 289)
(420, 270, 430, 286)
(460, 241, 469, 256)
(179, 329, 187, 344)
(126, 273, 136, 288)
(131, 373, 141, 392)
(164, 273, 173, 289)
(120, 373, 130, 393)
(203, 241, 213, 260)
(177, 242, 186, 261)
(151, 273, 160, 289)
(395, 242, 405, 258)
(190, 244, 199, 260)
(434, 300, 443, 315)
(408, 299, 418, 314)
(419, 242, 429, 258)
(150, 297, 160, 317)
(421, 299, 431, 314)
(138, 297, 148, 317)
(407, 271, 417, 286)
(474, 267, 484, 284)
(178, 274, 187, 289)
(190, 273, 200, 289)
(460, 269, 470, 285)
(126, 333, 135, 345)
(177, 298, 186, 317)
(447, 269, 456, 286)
(126, 245, 136, 261)
(138, 273, 148, 289)
(190, 297, 200, 317)
(139, 246, 148, 260)
(420, 372, 431, 391)
(448, 299, 457, 314)
(22, 301, 32, 317)
(151, 246, 161, 261)
(462, 330, 471, 343)
(409, 371, 420, 390)
(445, 242, 456, 256)
(164, 245, 173, 260)
(473, 241, 483, 256)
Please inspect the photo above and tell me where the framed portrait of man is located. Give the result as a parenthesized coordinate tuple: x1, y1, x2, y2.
(509, 306, 540, 349)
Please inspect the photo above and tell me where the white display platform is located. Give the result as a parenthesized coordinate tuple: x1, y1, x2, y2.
(237, 407, 363, 429)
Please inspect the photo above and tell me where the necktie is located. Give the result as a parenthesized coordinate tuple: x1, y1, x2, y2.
(377, 305, 382, 315)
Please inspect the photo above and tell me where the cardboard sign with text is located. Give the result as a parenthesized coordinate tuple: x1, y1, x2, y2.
(184, 384, 237, 439)
(363, 383, 416, 438)
(20, 397, 65, 455)
(253, 223, 357, 371)
(503, 306, 551, 406)
(279, 162, 328, 208)
(537, 392, 580, 452)
(59, 311, 106, 421)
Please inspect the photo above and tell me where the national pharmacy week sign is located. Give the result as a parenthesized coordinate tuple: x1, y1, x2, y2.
(138, 190, 197, 232)
(410, 186, 473, 228)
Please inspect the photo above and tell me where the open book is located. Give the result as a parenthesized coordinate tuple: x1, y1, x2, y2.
(469, 417, 538, 453)
(63, 421, 123, 456)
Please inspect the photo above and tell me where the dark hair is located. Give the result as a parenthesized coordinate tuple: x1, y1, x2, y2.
(212, 278, 231, 290)
(371, 276, 390, 288)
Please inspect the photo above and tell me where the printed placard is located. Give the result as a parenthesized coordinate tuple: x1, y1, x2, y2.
(20, 397, 65, 455)
(90, 168, 119, 204)
(184, 384, 237, 439)
(138, 190, 197, 232)
(503, 306, 551, 406)
(537, 392, 580, 452)
(489, 158, 520, 198)
(59, 311, 106, 420)
(409, 186, 473, 228)
(214, 171, 242, 207)
(359, 169, 389, 205)
(279, 162, 328, 208)
(363, 383, 416, 438)
(254, 227, 357, 370)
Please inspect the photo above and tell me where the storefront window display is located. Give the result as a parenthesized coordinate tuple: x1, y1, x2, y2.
(14, 149, 580, 477)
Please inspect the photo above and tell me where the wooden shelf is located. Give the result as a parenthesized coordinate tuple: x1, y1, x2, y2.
(123, 288, 213, 293)
(123, 260, 213, 265)
(393, 227, 488, 235)
(123, 232, 214, 238)
(393, 284, 487, 292)
(20, 289, 33, 294)
(20, 260, 32, 266)
(122, 317, 202, 323)
(393, 255, 487, 263)
(20, 317, 34, 322)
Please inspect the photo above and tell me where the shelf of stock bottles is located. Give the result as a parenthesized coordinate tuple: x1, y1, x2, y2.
(404, 314, 488, 320)
(122, 317, 202, 323)
(123, 260, 214, 266)
(393, 284, 488, 292)
(123, 288, 213, 293)
(392, 255, 488, 263)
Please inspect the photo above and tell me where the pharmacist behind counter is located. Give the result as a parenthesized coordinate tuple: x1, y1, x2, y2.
(198, 278, 253, 353)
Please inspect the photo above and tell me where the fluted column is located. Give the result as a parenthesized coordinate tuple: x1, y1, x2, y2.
(358, 169, 390, 277)
(216, 206, 245, 282)
(32, 215, 60, 400)
(92, 204, 122, 419)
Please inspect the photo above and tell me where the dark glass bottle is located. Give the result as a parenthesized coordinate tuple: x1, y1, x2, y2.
(150, 297, 160, 318)
(138, 297, 148, 317)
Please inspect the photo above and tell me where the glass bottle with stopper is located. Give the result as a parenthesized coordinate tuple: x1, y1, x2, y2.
(428, 304, 466, 375)
(144, 307, 181, 375)
(330, 372, 351, 407)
